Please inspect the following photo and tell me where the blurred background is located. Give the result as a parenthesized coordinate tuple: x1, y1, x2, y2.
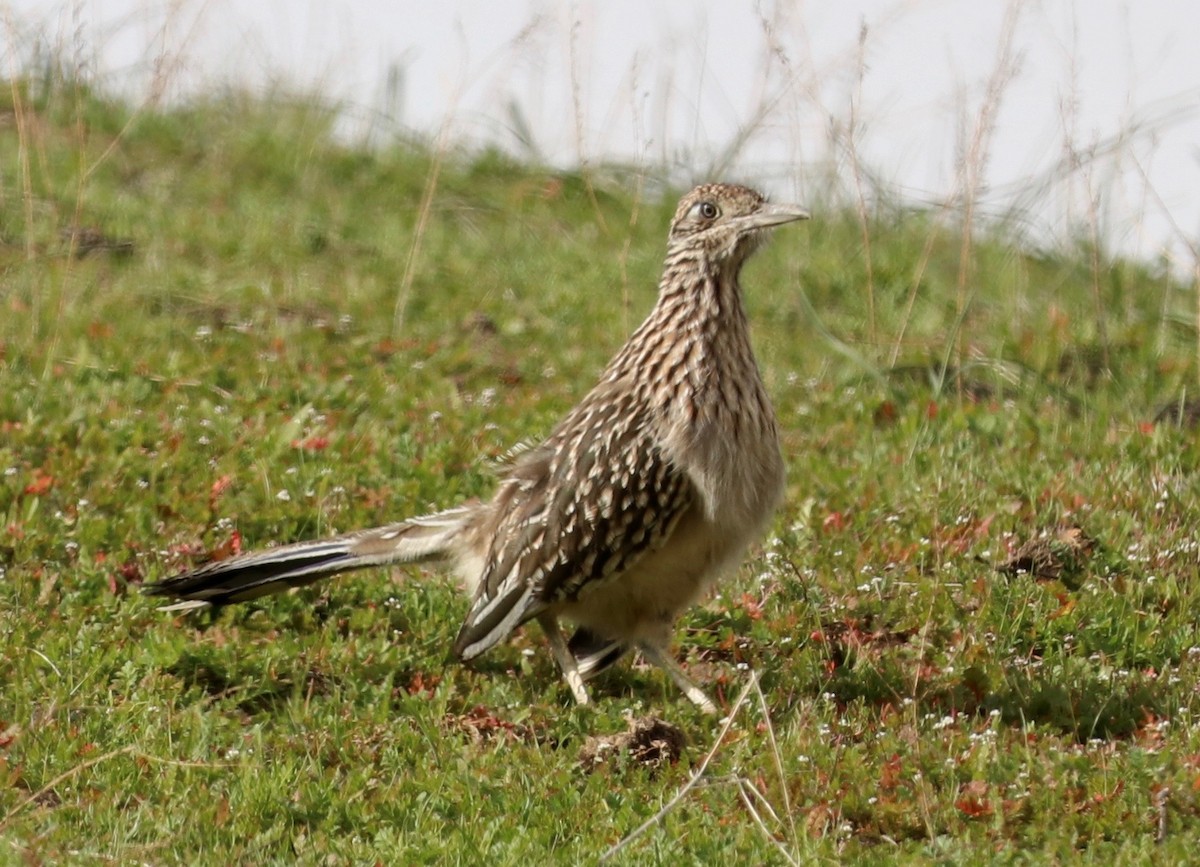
(8, 0, 1199, 274)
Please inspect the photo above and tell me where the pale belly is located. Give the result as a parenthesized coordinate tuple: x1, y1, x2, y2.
(553, 501, 771, 644)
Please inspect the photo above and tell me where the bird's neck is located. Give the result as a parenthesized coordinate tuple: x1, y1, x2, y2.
(606, 249, 762, 409)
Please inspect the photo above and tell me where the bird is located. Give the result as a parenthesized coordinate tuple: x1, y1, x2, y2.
(144, 183, 810, 713)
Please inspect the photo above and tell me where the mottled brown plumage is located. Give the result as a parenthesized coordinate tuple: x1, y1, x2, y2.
(145, 183, 810, 712)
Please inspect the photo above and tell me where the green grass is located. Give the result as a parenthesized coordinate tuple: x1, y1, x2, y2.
(4, 80, 1200, 863)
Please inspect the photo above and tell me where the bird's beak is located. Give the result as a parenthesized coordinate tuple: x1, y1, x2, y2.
(740, 203, 811, 230)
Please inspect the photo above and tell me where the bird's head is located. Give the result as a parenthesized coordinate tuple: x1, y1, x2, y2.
(667, 183, 809, 269)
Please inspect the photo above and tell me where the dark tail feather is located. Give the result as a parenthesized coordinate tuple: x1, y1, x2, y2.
(144, 508, 468, 609)
(568, 627, 631, 680)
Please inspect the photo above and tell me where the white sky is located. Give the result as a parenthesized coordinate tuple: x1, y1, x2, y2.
(8, 0, 1200, 272)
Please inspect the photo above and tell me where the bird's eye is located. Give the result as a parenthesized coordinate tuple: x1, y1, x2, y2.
(698, 201, 719, 220)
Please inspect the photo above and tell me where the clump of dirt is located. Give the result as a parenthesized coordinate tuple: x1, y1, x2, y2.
(579, 715, 685, 772)
(997, 525, 1095, 587)
(1154, 397, 1200, 428)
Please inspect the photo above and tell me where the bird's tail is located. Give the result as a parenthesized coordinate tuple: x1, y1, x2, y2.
(568, 627, 632, 680)
(143, 507, 470, 610)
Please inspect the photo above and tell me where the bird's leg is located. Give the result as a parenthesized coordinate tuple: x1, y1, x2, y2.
(637, 642, 719, 714)
(537, 613, 590, 705)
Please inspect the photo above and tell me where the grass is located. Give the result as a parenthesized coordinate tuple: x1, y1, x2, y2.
(3, 80, 1200, 863)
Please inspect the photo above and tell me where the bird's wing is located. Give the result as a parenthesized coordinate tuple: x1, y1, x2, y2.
(451, 381, 693, 660)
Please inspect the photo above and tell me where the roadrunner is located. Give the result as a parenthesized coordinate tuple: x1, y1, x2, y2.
(145, 183, 809, 712)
